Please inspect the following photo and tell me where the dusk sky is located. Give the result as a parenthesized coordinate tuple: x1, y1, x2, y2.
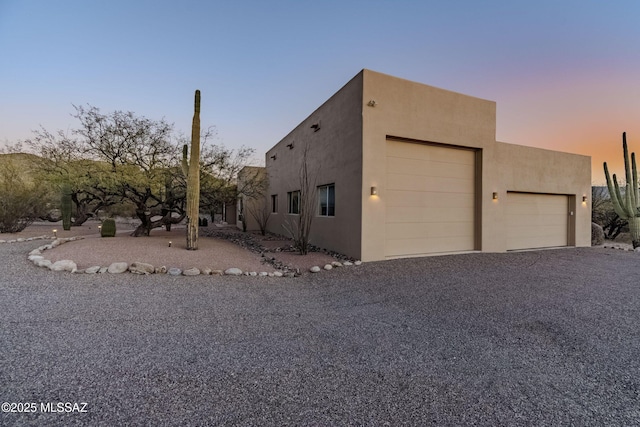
(1, 0, 638, 183)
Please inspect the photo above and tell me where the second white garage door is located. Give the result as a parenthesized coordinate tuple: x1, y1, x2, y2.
(385, 140, 476, 257)
(506, 192, 569, 250)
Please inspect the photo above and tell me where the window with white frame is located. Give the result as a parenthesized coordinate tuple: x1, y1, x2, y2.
(287, 191, 300, 214)
(318, 184, 335, 216)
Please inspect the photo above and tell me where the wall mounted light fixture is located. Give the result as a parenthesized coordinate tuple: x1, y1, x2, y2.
(492, 192, 498, 200)
(582, 195, 588, 203)
(371, 186, 378, 196)
(270, 154, 277, 160)
(310, 121, 321, 132)
(367, 100, 377, 107)
(286, 143, 294, 149)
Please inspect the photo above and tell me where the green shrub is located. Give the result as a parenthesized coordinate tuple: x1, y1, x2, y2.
(101, 218, 116, 237)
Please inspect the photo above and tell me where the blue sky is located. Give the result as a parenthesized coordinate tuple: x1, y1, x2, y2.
(1, 0, 639, 182)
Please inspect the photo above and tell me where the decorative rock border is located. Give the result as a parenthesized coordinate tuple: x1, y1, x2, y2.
(18, 236, 362, 278)
(1, 235, 54, 244)
(601, 244, 640, 252)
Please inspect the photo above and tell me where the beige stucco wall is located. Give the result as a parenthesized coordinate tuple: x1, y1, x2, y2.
(264, 72, 364, 258)
(360, 70, 497, 261)
(264, 69, 591, 262)
(483, 142, 592, 251)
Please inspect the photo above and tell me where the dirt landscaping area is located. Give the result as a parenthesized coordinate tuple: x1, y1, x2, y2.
(2, 219, 345, 274)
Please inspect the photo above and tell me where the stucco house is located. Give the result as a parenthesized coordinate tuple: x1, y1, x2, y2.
(240, 69, 591, 262)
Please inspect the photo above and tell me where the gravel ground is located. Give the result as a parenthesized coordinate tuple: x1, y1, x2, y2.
(1, 242, 640, 426)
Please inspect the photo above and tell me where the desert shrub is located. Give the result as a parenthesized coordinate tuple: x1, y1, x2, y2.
(0, 159, 49, 233)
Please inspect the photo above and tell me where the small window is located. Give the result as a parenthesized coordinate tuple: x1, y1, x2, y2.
(287, 191, 300, 214)
(271, 194, 278, 213)
(318, 184, 335, 217)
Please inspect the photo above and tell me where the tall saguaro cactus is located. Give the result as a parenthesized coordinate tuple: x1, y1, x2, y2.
(61, 182, 72, 231)
(604, 132, 640, 248)
(183, 90, 201, 250)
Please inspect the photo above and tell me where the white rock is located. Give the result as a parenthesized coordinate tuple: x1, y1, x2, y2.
(0, 240, 5, 243)
(107, 262, 129, 274)
(273, 271, 283, 277)
(50, 239, 63, 248)
(310, 266, 321, 273)
(225, 267, 243, 276)
(155, 266, 167, 274)
(129, 262, 155, 275)
(34, 258, 52, 268)
(168, 267, 182, 276)
(323, 264, 333, 271)
(28, 255, 44, 262)
(29, 249, 41, 256)
(259, 272, 268, 276)
(268, 273, 275, 277)
(635, 247, 640, 253)
(249, 272, 257, 276)
(183, 267, 200, 276)
(343, 261, 353, 266)
(16, 238, 25, 242)
(331, 261, 343, 267)
(99, 267, 108, 274)
(354, 260, 362, 266)
(85, 266, 101, 274)
(211, 270, 224, 276)
(50, 259, 77, 273)
(202, 268, 212, 275)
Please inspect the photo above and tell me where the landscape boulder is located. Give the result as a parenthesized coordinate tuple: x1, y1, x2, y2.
(107, 262, 129, 274)
(591, 222, 605, 246)
(183, 267, 200, 276)
(85, 266, 101, 274)
(50, 260, 77, 273)
(224, 268, 243, 276)
(168, 268, 182, 276)
(129, 262, 155, 275)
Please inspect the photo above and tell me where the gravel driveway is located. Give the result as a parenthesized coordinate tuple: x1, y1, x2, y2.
(1, 242, 639, 426)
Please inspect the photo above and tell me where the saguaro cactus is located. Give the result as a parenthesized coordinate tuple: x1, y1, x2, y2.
(182, 90, 201, 250)
(604, 132, 640, 248)
(61, 183, 72, 231)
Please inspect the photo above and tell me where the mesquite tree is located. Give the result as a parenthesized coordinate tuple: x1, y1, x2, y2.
(604, 132, 640, 248)
(182, 90, 201, 250)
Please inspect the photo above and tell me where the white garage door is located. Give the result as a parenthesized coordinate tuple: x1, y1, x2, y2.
(506, 192, 569, 250)
(385, 140, 476, 257)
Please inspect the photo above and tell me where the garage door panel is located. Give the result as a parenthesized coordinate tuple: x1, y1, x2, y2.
(385, 140, 476, 257)
(387, 174, 473, 193)
(386, 236, 475, 257)
(387, 156, 475, 180)
(507, 193, 568, 250)
(386, 190, 475, 209)
(386, 206, 474, 223)
(389, 142, 475, 165)
(387, 221, 474, 239)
